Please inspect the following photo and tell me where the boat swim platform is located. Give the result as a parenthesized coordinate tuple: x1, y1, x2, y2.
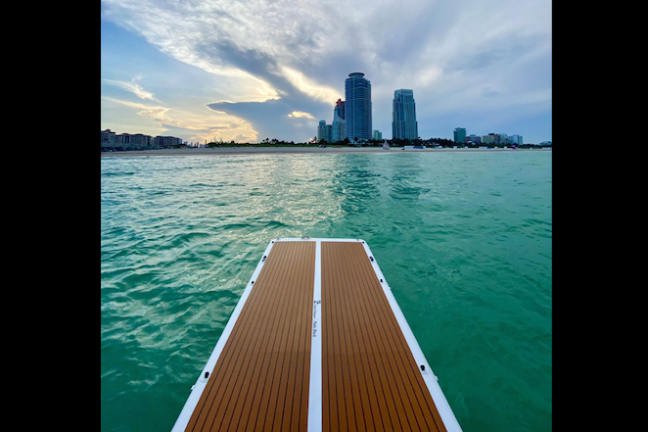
(171, 238, 462, 432)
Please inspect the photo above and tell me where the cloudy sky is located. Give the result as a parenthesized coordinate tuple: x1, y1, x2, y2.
(101, 0, 551, 144)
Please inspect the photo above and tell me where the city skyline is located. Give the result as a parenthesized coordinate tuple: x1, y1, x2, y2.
(101, 0, 551, 144)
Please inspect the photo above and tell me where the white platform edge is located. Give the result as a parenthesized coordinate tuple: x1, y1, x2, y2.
(170, 240, 277, 432)
(307, 240, 323, 432)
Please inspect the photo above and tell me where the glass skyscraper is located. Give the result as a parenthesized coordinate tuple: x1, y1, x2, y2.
(332, 99, 346, 142)
(392, 89, 418, 140)
(453, 127, 466, 144)
(345, 72, 372, 140)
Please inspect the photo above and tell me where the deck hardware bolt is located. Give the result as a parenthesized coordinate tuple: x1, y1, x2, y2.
(251, 281, 254, 284)
(204, 371, 210, 379)
(370, 256, 374, 262)
(262, 255, 267, 261)
(380, 279, 383, 282)
(420, 365, 425, 371)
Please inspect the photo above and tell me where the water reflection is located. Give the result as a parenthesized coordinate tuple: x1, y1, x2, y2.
(327, 154, 381, 215)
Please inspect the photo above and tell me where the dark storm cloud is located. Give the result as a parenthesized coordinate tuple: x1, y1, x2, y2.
(197, 38, 340, 140)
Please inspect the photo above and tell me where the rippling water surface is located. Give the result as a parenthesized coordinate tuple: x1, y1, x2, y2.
(101, 151, 551, 432)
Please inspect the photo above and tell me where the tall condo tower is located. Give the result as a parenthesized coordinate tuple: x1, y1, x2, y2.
(318, 120, 326, 141)
(453, 127, 466, 144)
(332, 99, 346, 142)
(345, 72, 372, 140)
(392, 89, 418, 140)
(318, 120, 332, 142)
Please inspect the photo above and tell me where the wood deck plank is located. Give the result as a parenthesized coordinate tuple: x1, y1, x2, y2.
(353, 248, 422, 432)
(223, 242, 302, 431)
(323, 242, 411, 432)
(335, 244, 375, 432)
(355, 253, 446, 432)
(184, 245, 284, 432)
(184, 242, 314, 432)
(339, 248, 393, 432)
(322, 242, 448, 432)
(207, 242, 298, 431)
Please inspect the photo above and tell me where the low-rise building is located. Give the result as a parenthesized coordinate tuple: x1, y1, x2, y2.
(154, 136, 182, 147)
(466, 134, 481, 144)
(102, 129, 182, 150)
(510, 134, 523, 145)
(101, 129, 116, 146)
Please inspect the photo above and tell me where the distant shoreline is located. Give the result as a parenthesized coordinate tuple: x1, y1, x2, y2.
(101, 147, 551, 157)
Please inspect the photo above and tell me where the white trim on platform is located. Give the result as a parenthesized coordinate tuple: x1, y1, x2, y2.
(307, 240, 323, 432)
(273, 237, 363, 243)
(170, 240, 276, 432)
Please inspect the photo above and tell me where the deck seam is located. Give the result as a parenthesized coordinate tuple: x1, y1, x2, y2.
(307, 240, 323, 432)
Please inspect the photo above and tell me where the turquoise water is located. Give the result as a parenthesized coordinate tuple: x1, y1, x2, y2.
(101, 151, 551, 432)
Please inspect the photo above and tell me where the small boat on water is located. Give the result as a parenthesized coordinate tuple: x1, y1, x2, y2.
(171, 238, 463, 432)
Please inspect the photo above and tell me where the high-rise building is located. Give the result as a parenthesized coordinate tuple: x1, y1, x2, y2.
(317, 120, 327, 142)
(345, 72, 372, 140)
(332, 99, 346, 142)
(325, 124, 333, 143)
(453, 127, 466, 144)
(318, 120, 334, 142)
(392, 89, 418, 140)
(372, 130, 382, 140)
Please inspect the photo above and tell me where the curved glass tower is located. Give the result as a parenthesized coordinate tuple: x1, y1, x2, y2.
(345, 73, 372, 140)
(392, 89, 418, 140)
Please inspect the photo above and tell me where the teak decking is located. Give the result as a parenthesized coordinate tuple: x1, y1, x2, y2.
(171, 239, 462, 432)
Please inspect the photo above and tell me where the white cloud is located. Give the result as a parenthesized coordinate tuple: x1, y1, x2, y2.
(288, 111, 315, 119)
(101, 77, 159, 101)
(280, 67, 342, 104)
